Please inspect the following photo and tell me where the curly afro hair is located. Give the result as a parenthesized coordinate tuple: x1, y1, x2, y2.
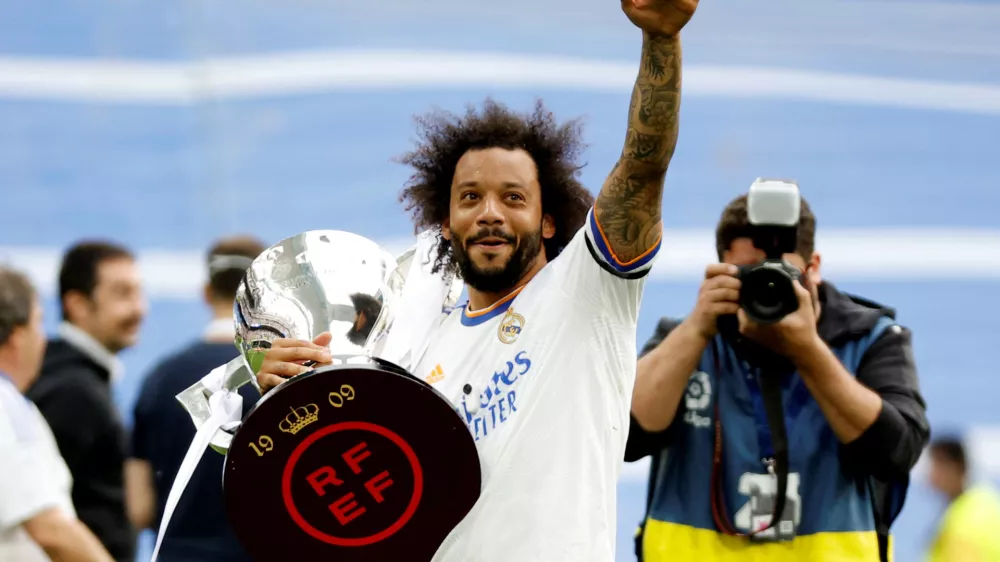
(397, 98, 594, 276)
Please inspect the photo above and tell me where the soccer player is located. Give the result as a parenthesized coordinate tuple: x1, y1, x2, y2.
(256, 0, 699, 560)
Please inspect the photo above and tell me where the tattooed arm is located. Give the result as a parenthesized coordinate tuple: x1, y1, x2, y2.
(594, 31, 681, 263)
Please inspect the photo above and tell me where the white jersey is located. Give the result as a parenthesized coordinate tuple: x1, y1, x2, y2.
(417, 207, 660, 562)
(0, 375, 76, 562)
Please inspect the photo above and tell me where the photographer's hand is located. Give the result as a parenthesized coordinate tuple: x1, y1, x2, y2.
(685, 263, 742, 340)
(737, 279, 820, 357)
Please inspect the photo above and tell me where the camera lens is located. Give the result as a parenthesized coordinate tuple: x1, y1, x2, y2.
(753, 280, 782, 309)
(739, 264, 799, 325)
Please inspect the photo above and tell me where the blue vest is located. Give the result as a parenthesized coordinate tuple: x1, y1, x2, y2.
(642, 316, 896, 562)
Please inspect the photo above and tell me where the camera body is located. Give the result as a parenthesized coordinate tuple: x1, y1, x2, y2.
(735, 178, 803, 325)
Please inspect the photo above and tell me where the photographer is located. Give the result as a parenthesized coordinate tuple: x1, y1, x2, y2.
(625, 180, 930, 562)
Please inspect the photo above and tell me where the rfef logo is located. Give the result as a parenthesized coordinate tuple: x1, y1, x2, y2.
(281, 422, 423, 547)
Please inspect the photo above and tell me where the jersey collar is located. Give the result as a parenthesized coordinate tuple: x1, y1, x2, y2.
(460, 285, 525, 327)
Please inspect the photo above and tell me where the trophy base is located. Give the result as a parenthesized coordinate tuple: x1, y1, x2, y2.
(223, 361, 481, 562)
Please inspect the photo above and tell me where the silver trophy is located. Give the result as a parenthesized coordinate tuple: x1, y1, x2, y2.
(175, 229, 463, 452)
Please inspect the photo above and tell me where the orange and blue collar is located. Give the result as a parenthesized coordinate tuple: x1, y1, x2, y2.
(460, 286, 525, 327)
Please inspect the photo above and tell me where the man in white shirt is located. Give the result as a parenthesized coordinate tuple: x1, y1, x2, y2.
(0, 266, 113, 562)
(255, 1, 700, 560)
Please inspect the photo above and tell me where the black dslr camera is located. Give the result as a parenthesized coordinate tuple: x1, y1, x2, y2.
(735, 178, 803, 325)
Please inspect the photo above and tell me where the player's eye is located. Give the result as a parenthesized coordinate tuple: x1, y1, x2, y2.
(506, 193, 524, 202)
(461, 192, 479, 201)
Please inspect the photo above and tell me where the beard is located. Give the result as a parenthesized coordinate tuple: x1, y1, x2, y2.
(450, 226, 543, 294)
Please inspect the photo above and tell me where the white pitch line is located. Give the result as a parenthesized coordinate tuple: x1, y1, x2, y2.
(1, 50, 1000, 114)
(2, 228, 999, 301)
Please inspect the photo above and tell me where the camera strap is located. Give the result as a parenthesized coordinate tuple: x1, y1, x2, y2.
(710, 342, 792, 538)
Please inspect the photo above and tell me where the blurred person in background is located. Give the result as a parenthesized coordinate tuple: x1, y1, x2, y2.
(626, 188, 930, 562)
(924, 436, 1000, 561)
(126, 235, 265, 562)
(0, 266, 114, 562)
(26, 241, 147, 562)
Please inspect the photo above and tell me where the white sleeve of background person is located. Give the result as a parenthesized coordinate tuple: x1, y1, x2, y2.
(0, 381, 74, 532)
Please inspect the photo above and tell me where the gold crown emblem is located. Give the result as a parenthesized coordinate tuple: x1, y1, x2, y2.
(279, 403, 319, 435)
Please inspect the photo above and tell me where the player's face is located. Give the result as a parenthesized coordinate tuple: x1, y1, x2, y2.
(444, 148, 555, 293)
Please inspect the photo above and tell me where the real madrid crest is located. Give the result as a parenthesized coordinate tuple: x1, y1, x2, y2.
(497, 308, 525, 344)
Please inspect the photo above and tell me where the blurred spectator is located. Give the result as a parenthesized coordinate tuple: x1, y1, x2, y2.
(0, 265, 114, 562)
(126, 235, 264, 562)
(626, 189, 930, 562)
(924, 436, 1000, 561)
(26, 241, 147, 562)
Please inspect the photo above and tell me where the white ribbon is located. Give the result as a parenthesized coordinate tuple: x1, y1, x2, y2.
(151, 364, 244, 562)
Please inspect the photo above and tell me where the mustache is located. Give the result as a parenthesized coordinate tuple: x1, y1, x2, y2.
(120, 316, 143, 329)
(465, 228, 517, 246)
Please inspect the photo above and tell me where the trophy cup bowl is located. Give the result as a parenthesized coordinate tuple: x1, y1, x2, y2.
(215, 230, 480, 562)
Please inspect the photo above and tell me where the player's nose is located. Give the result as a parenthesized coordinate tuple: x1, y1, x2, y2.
(475, 195, 505, 226)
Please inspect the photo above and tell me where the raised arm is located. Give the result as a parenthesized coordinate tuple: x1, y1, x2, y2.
(595, 0, 698, 263)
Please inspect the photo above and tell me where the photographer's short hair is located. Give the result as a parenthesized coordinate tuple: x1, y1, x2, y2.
(929, 437, 968, 474)
(0, 267, 37, 347)
(58, 240, 134, 320)
(715, 193, 816, 261)
(206, 235, 266, 301)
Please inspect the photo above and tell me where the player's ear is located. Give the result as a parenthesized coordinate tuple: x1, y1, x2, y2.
(442, 218, 451, 240)
(542, 214, 555, 240)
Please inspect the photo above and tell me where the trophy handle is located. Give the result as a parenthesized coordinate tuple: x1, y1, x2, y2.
(175, 356, 252, 454)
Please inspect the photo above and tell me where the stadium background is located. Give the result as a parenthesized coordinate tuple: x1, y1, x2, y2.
(2, 0, 999, 560)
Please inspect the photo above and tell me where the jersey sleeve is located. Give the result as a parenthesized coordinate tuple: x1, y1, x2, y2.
(549, 206, 662, 324)
(0, 397, 67, 531)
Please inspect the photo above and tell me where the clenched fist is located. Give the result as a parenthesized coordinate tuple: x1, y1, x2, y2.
(622, 0, 699, 37)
